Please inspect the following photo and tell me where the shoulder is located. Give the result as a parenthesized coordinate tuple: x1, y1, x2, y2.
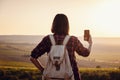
(43, 35, 49, 39)
(69, 35, 78, 41)
(41, 35, 51, 42)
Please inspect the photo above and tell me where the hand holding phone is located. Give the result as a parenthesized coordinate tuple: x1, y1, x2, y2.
(84, 30, 92, 52)
(84, 30, 90, 41)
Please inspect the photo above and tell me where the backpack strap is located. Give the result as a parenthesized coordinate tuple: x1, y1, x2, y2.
(63, 35, 70, 45)
(49, 35, 55, 45)
(49, 35, 70, 45)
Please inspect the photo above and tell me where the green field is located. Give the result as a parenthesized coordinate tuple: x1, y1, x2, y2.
(0, 41, 120, 68)
(0, 67, 120, 80)
(0, 36, 120, 80)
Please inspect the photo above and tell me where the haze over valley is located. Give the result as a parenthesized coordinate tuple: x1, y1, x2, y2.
(0, 35, 120, 68)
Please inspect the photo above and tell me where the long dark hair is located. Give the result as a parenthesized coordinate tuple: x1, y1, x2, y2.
(51, 14, 69, 35)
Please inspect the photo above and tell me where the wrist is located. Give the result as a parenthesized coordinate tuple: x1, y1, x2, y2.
(88, 44, 92, 52)
(40, 66, 44, 71)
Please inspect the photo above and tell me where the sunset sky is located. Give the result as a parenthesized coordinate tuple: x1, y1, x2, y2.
(0, 0, 120, 37)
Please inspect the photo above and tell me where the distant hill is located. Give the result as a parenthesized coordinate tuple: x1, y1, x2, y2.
(0, 35, 120, 68)
(0, 35, 44, 44)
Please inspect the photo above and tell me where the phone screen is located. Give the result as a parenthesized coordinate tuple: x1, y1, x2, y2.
(84, 30, 89, 41)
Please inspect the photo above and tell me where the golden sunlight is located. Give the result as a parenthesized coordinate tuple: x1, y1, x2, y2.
(89, 0, 120, 37)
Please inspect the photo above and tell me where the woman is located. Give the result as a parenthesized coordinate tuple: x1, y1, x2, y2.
(30, 14, 92, 80)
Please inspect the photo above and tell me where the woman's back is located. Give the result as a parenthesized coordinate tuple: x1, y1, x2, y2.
(30, 14, 92, 80)
(31, 34, 89, 80)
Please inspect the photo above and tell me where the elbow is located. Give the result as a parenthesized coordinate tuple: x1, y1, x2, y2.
(84, 52, 90, 57)
(30, 57, 33, 62)
(82, 50, 90, 57)
(30, 57, 36, 62)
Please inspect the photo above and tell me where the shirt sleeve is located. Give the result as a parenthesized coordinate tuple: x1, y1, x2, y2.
(30, 35, 51, 59)
(74, 37, 90, 57)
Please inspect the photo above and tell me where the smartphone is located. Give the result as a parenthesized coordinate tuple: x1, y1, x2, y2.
(84, 30, 90, 41)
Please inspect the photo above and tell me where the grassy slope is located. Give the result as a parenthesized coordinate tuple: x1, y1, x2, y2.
(0, 42, 34, 67)
(0, 36, 120, 68)
(0, 67, 120, 80)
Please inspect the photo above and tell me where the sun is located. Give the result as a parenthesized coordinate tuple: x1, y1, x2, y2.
(90, 0, 120, 37)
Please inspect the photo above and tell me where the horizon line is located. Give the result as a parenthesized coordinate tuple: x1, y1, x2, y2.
(0, 34, 120, 38)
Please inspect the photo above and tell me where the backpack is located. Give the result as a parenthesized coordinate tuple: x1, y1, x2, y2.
(42, 35, 74, 80)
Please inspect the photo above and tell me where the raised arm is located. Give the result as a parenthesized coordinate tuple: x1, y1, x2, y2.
(75, 35, 92, 57)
